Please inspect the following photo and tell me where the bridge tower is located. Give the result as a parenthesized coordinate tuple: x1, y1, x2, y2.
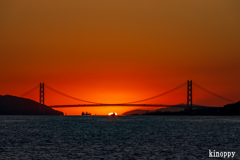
(40, 83, 44, 105)
(187, 80, 192, 111)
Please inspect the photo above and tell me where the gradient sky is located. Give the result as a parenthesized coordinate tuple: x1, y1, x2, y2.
(1, 0, 240, 115)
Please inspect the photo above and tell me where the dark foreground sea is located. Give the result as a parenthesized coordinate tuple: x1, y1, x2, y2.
(0, 116, 239, 160)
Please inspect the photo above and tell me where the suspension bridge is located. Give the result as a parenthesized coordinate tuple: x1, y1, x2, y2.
(20, 80, 234, 111)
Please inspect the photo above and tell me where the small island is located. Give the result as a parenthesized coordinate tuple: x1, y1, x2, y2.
(0, 95, 63, 115)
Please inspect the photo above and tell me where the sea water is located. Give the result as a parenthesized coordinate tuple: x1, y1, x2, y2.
(0, 116, 239, 159)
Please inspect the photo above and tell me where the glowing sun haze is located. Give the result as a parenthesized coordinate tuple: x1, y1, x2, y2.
(0, 0, 240, 115)
(108, 112, 117, 116)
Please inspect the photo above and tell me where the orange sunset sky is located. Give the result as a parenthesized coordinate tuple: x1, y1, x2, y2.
(0, 0, 240, 115)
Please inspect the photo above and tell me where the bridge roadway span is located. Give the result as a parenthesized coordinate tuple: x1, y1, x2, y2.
(50, 104, 176, 108)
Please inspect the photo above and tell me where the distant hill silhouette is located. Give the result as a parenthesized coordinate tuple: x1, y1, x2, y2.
(148, 104, 208, 114)
(143, 102, 240, 115)
(122, 104, 207, 115)
(123, 102, 240, 116)
(0, 95, 63, 115)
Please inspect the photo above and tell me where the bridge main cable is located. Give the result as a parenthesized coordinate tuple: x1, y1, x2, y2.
(20, 84, 40, 97)
(192, 82, 234, 102)
(45, 84, 101, 104)
(45, 82, 187, 104)
(124, 82, 187, 104)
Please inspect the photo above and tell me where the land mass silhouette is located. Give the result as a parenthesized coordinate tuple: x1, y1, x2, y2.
(123, 102, 240, 116)
(122, 104, 207, 115)
(0, 95, 63, 115)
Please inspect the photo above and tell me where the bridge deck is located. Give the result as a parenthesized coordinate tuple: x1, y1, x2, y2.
(49, 104, 179, 107)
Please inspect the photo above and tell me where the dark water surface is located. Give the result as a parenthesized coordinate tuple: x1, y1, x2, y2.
(0, 116, 239, 160)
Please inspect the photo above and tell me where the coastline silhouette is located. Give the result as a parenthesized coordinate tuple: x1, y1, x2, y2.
(124, 102, 240, 116)
(0, 94, 239, 116)
(0, 95, 63, 115)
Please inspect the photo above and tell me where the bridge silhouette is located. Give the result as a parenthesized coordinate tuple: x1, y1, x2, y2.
(20, 80, 234, 111)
